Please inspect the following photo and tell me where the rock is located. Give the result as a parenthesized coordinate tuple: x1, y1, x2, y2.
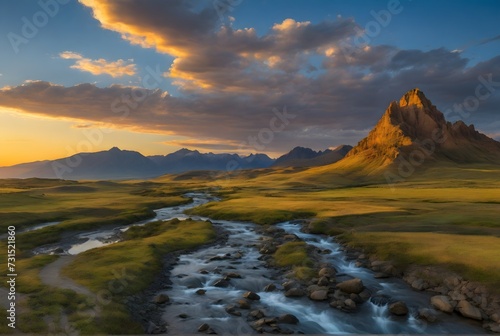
(359, 289, 371, 301)
(233, 252, 243, 259)
(284, 234, 298, 240)
(317, 276, 330, 286)
(195, 289, 206, 295)
(491, 313, 500, 323)
(264, 283, 276, 292)
(260, 245, 277, 254)
(237, 299, 251, 309)
(411, 279, 426, 291)
(225, 272, 242, 279)
(309, 290, 328, 301)
(389, 301, 409, 316)
(198, 323, 210, 332)
(244, 291, 260, 300)
(336, 278, 364, 294)
(457, 300, 482, 320)
(418, 308, 438, 323)
(318, 267, 336, 278)
(213, 278, 230, 287)
(285, 288, 306, 297)
(153, 294, 169, 304)
(487, 323, 500, 333)
(431, 295, 453, 313)
(344, 298, 356, 309)
(349, 293, 363, 304)
(282, 281, 298, 291)
(206, 328, 217, 335)
(448, 291, 466, 301)
(225, 305, 241, 316)
(146, 321, 159, 334)
(374, 273, 391, 279)
(278, 314, 299, 324)
(250, 309, 265, 319)
(178, 313, 189, 319)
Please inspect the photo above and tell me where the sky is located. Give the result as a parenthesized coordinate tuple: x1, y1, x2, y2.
(0, 0, 499, 166)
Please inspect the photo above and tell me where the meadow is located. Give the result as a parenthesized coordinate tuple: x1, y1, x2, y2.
(1, 162, 499, 333)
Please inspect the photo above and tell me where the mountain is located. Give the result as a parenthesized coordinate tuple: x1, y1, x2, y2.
(336, 88, 500, 172)
(0, 148, 275, 180)
(0, 147, 161, 180)
(273, 145, 352, 167)
(149, 149, 274, 174)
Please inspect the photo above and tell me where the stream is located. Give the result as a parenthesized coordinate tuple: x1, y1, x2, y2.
(33, 193, 485, 334)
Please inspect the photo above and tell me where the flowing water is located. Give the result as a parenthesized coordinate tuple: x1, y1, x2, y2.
(154, 194, 485, 334)
(32, 193, 485, 334)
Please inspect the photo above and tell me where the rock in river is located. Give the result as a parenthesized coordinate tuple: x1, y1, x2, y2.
(456, 300, 482, 320)
(153, 294, 169, 304)
(336, 278, 364, 294)
(430, 295, 453, 313)
(389, 301, 409, 316)
(285, 288, 306, 297)
(244, 291, 260, 300)
(309, 290, 329, 301)
(278, 314, 299, 324)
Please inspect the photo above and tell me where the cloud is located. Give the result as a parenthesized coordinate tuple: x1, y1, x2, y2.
(72, 123, 95, 129)
(0, 1, 498, 154)
(59, 51, 137, 77)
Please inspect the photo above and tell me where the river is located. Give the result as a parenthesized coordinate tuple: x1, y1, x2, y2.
(33, 192, 485, 334)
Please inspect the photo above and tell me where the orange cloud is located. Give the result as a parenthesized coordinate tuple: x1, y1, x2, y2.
(59, 51, 136, 77)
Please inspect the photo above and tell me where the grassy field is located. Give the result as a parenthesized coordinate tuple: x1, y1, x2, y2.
(60, 218, 216, 334)
(173, 163, 500, 292)
(1, 162, 499, 333)
(0, 178, 213, 334)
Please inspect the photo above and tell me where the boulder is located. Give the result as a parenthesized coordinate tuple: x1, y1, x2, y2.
(418, 308, 438, 323)
(153, 294, 169, 304)
(309, 290, 328, 301)
(195, 289, 206, 295)
(225, 272, 242, 279)
(244, 291, 260, 300)
(237, 299, 251, 309)
(318, 267, 336, 278)
(317, 276, 330, 286)
(278, 314, 299, 324)
(431, 295, 453, 313)
(198, 323, 210, 332)
(336, 278, 364, 294)
(344, 298, 356, 309)
(389, 301, 409, 316)
(282, 281, 298, 291)
(225, 305, 241, 316)
(285, 288, 306, 297)
(213, 278, 230, 288)
(456, 300, 482, 320)
(264, 283, 276, 292)
(250, 310, 265, 319)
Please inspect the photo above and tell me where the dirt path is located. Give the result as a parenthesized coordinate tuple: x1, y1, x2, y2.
(39, 255, 94, 297)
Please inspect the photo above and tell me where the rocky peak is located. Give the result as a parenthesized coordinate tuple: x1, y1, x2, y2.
(398, 88, 432, 110)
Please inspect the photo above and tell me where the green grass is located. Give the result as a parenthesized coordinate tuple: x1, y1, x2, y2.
(60, 218, 216, 334)
(274, 242, 315, 280)
(342, 232, 500, 292)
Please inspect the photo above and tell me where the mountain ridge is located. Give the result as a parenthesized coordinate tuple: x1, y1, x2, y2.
(337, 88, 500, 173)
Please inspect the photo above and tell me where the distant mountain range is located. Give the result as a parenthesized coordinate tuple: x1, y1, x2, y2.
(272, 145, 352, 167)
(0, 145, 349, 180)
(3, 88, 493, 181)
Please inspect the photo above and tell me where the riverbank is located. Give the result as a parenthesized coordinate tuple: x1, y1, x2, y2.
(336, 231, 500, 333)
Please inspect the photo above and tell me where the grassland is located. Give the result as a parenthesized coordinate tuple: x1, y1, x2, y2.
(169, 163, 500, 292)
(273, 241, 316, 280)
(1, 162, 499, 333)
(0, 178, 213, 334)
